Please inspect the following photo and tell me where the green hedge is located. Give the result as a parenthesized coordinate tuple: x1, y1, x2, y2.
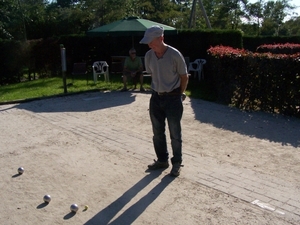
(3, 32, 300, 86)
(0, 40, 24, 85)
(0, 29, 243, 85)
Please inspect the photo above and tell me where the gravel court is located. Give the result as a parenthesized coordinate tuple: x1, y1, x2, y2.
(0, 90, 299, 224)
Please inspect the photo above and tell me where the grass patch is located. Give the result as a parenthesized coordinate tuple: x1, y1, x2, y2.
(0, 73, 216, 103)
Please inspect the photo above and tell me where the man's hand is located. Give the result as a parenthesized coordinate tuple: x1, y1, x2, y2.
(181, 93, 186, 101)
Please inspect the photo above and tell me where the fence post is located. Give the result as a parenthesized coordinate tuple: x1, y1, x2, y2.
(60, 44, 67, 94)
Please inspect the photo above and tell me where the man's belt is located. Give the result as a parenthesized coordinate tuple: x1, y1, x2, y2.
(154, 87, 181, 96)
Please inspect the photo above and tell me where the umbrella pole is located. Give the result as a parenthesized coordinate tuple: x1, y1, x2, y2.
(132, 36, 134, 48)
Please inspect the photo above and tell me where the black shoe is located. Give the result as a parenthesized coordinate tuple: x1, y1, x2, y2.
(148, 160, 169, 170)
(170, 163, 184, 177)
(121, 87, 128, 92)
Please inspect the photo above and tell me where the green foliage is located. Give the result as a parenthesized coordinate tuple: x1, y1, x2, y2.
(1, 0, 299, 41)
(203, 0, 247, 30)
(242, 0, 295, 36)
(57, 0, 80, 8)
(0, 29, 241, 86)
(30, 38, 61, 77)
(0, 0, 18, 39)
(281, 17, 300, 36)
(0, 40, 24, 84)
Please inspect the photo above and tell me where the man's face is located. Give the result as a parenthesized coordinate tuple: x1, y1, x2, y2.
(148, 36, 162, 51)
(130, 51, 136, 59)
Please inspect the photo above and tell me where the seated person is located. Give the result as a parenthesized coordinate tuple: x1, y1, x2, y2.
(121, 48, 145, 92)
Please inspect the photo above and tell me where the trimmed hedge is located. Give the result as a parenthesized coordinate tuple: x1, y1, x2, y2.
(207, 45, 300, 117)
(0, 40, 24, 85)
(0, 29, 243, 85)
(256, 43, 300, 54)
(243, 36, 300, 52)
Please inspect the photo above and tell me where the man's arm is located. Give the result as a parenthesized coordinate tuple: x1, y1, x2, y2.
(180, 74, 189, 101)
(180, 74, 189, 94)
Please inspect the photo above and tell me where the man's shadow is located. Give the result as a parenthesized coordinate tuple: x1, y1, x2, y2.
(84, 171, 175, 225)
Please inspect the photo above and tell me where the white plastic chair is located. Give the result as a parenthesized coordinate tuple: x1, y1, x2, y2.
(92, 61, 109, 83)
(188, 59, 206, 81)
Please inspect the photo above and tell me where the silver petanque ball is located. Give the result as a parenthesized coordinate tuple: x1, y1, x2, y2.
(18, 167, 24, 174)
(70, 203, 78, 213)
(43, 195, 51, 203)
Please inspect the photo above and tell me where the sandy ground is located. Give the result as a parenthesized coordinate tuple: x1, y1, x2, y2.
(0, 90, 299, 225)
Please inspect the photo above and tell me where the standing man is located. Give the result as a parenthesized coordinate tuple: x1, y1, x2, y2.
(140, 25, 188, 177)
(121, 48, 145, 92)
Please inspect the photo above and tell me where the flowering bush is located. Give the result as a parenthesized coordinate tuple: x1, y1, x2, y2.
(206, 45, 300, 117)
(208, 45, 300, 59)
(256, 43, 300, 54)
(207, 45, 249, 58)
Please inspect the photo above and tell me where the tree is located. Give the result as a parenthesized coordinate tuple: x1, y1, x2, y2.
(138, 0, 183, 26)
(245, 0, 264, 35)
(244, 0, 295, 36)
(0, 0, 26, 40)
(196, 0, 248, 30)
(0, 0, 18, 39)
(56, 0, 80, 8)
(280, 16, 300, 35)
(1, 0, 299, 40)
(263, 0, 294, 36)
